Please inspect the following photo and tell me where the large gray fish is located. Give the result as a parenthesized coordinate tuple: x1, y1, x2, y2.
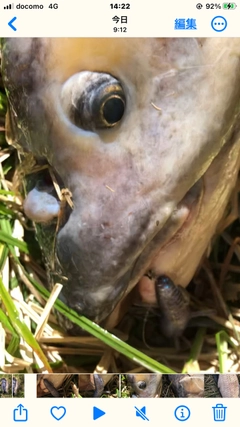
(1, 38, 240, 329)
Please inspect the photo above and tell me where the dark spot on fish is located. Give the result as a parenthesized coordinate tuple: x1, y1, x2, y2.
(102, 221, 111, 227)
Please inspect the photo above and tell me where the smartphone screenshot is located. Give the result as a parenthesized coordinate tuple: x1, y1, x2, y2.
(0, 1, 240, 425)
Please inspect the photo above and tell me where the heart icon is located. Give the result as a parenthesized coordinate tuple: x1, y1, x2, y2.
(50, 406, 66, 421)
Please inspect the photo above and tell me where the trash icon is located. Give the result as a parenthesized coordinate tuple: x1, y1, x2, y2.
(212, 403, 227, 422)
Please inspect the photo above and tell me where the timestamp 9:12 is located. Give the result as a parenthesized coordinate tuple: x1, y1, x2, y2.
(113, 27, 127, 32)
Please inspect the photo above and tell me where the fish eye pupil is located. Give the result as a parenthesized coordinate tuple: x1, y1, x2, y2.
(138, 381, 147, 390)
(102, 95, 125, 126)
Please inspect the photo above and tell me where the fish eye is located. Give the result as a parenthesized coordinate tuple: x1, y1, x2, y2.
(137, 381, 147, 390)
(61, 71, 126, 131)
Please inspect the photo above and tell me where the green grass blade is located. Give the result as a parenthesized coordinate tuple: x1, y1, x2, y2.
(215, 330, 228, 373)
(215, 330, 239, 372)
(7, 335, 21, 356)
(0, 277, 52, 372)
(0, 230, 29, 254)
(182, 327, 206, 373)
(0, 308, 18, 335)
(0, 190, 16, 196)
(0, 203, 17, 217)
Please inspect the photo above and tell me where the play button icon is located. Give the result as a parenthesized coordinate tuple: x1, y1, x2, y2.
(93, 406, 106, 420)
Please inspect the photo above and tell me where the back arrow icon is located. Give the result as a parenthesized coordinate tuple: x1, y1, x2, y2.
(8, 17, 17, 31)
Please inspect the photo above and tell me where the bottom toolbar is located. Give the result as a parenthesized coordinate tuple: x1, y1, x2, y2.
(0, 396, 238, 427)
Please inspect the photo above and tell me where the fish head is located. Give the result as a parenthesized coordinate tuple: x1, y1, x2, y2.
(2, 38, 240, 324)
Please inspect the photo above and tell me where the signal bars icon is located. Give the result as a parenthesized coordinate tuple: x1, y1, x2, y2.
(3, 3, 14, 8)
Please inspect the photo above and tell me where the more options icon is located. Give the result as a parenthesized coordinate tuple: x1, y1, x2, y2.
(13, 404, 28, 422)
(211, 16, 227, 31)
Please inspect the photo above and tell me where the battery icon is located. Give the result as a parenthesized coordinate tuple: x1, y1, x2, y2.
(223, 2, 237, 8)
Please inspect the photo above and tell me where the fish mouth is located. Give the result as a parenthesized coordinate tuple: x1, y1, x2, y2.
(23, 162, 204, 326)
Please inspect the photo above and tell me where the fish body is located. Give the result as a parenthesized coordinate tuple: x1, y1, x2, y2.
(2, 38, 240, 326)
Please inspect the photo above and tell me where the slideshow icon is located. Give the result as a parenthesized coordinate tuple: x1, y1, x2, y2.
(3, 3, 14, 8)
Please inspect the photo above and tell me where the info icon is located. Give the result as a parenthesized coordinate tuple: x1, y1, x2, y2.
(174, 405, 191, 422)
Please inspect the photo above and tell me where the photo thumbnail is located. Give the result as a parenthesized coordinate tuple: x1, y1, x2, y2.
(205, 374, 240, 398)
(37, 374, 120, 398)
(122, 374, 204, 398)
